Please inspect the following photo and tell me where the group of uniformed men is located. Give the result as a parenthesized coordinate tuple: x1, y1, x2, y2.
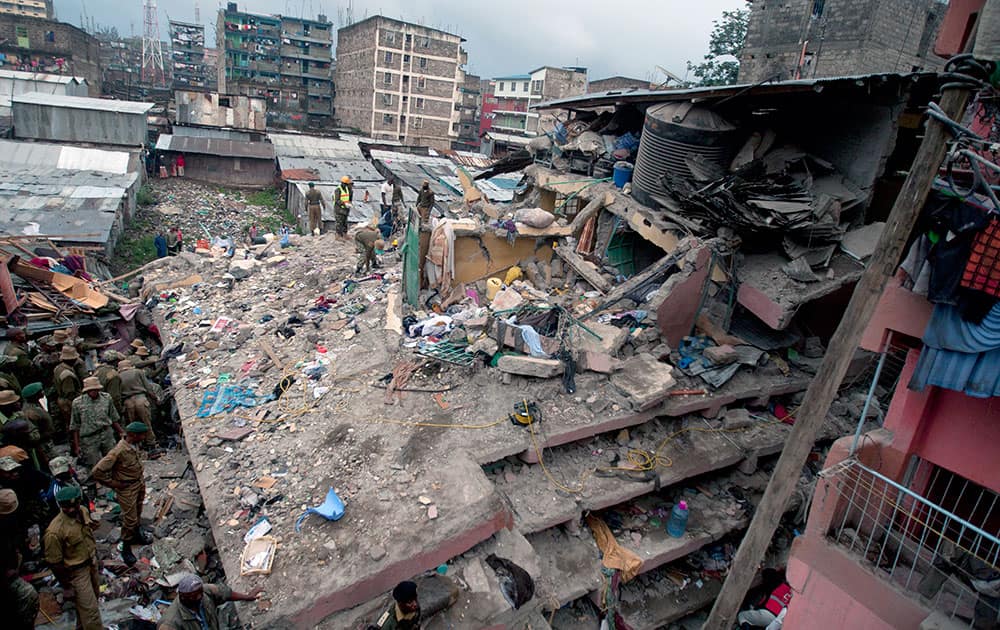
(0, 326, 262, 628)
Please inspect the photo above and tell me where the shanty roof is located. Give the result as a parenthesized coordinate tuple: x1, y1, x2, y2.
(156, 134, 276, 160)
(532, 72, 938, 110)
(0, 168, 138, 244)
(483, 130, 533, 146)
(0, 69, 88, 85)
(277, 156, 382, 182)
(438, 149, 493, 169)
(0, 139, 134, 175)
(268, 132, 367, 160)
(12, 92, 155, 114)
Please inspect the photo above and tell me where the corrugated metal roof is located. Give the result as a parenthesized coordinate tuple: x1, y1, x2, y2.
(532, 72, 938, 111)
(439, 149, 494, 169)
(0, 167, 137, 244)
(276, 156, 382, 182)
(0, 139, 133, 174)
(267, 132, 368, 160)
(483, 131, 533, 146)
(12, 92, 155, 114)
(0, 70, 87, 85)
(156, 134, 275, 159)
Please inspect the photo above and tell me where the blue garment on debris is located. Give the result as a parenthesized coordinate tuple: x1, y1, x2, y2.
(910, 301, 1000, 398)
(295, 487, 345, 532)
(196, 385, 267, 418)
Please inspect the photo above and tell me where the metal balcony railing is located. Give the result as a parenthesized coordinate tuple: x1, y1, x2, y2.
(821, 457, 1000, 627)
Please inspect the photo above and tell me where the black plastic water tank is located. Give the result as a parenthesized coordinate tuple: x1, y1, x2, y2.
(632, 102, 739, 207)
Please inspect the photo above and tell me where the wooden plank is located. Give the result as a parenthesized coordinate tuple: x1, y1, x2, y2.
(552, 244, 611, 293)
(257, 339, 284, 371)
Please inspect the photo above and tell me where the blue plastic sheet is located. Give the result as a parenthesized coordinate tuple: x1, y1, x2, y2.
(196, 385, 268, 418)
(910, 301, 1000, 398)
(295, 487, 345, 532)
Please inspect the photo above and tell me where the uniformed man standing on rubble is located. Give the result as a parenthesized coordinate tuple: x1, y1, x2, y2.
(416, 180, 435, 222)
(53, 346, 82, 437)
(335, 175, 353, 240)
(306, 182, 326, 236)
(91, 422, 150, 565)
(43, 486, 103, 630)
(70, 377, 122, 469)
(93, 351, 123, 417)
(19, 383, 55, 460)
(118, 359, 159, 448)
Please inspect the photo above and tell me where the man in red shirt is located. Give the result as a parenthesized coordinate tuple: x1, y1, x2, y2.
(738, 569, 791, 629)
(176, 154, 185, 177)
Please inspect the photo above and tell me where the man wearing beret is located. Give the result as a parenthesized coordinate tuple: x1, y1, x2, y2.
(70, 377, 123, 470)
(91, 422, 149, 565)
(158, 573, 263, 630)
(20, 383, 55, 461)
(43, 486, 102, 630)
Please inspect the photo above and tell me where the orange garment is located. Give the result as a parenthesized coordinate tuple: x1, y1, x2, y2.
(586, 514, 643, 582)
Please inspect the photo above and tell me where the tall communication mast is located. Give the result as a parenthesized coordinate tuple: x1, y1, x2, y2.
(141, 0, 166, 86)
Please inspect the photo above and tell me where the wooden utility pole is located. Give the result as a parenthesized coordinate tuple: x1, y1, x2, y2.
(702, 73, 978, 630)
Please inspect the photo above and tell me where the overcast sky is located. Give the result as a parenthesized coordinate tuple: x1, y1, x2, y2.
(54, 0, 745, 81)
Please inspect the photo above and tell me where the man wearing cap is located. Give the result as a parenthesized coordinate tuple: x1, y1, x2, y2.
(118, 359, 160, 448)
(20, 383, 55, 460)
(368, 580, 421, 630)
(70, 377, 123, 469)
(158, 573, 262, 630)
(306, 181, 326, 236)
(94, 351, 123, 416)
(44, 486, 102, 630)
(53, 346, 82, 435)
(44, 456, 85, 518)
(334, 175, 353, 239)
(0, 453, 50, 537)
(91, 422, 149, 565)
(0, 491, 38, 630)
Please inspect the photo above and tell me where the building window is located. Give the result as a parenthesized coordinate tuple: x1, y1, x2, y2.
(415, 97, 424, 109)
(384, 51, 393, 64)
(385, 31, 396, 44)
(531, 80, 543, 94)
(811, 0, 825, 18)
(402, 95, 409, 103)
(383, 113, 394, 124)
(418, 57, 427, 68)
(384, 72, 392, 84)
(417, 76, 426, 89)
(15, 26, 29, 48)
(381, 92, 392, 106)
(452, 122, 459, 132)
(522, 81, 529, 92)
(498, 82, 505, 92)
(412, 116, 423, 128)
(421, 36, 430, 48)
(404, 54, 410, 63)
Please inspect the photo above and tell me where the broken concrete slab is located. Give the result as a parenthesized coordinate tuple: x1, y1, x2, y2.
(652, 245, 712, 347)
(840, 221, 885, 261)
(497, 355, 564, 378)
(578, 351, 622, 374)
(722, 408, 753, 430)
(552, 245, 610, 293)
(704, 344, 737, 365)
(611, 354, 676, 411)
(569, 321, 628, 356)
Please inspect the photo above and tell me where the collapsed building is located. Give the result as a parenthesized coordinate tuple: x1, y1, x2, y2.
(125, 71, 955, 629)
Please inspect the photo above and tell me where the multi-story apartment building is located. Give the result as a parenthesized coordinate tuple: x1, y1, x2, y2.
(217, 3, 334, 129)
(739, 0, 946, 83)
(454, 72, 480, 150)
(169, 20, 213, 92)
(334, 16, 468, 150)
(479, 66, 586, 153)
(0, 14, 100, 91)
(0, 0, 52, 20)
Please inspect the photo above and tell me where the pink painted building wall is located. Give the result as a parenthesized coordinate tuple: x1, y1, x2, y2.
(783, 277, 1000, 629)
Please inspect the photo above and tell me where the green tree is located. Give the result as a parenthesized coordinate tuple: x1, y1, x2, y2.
(687, 4, 750, 86)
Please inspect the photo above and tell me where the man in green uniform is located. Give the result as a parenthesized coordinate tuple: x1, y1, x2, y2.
(70, 377, 123, 470)
(20, 383, 55, 460)
(305, 182, 326, 236)
(118, 359, 159, 448)
(334, 175, 353, 239)
(0, 486, 38, 630)
(91, 422, 149, 565)
(0, 388, 18, 420)
(157, 573, 263, 630)
(368, 581, 421, 630)
(53, 346, 82, 436)
(0, 357, 21, 396)
(416, 180, 435, 222)
(44, 486, 103, 630)
(355, 227, 385, 274)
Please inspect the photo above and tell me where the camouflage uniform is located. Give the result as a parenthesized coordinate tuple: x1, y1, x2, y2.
(93, 364, 122, 415)
(69, 393, 119, 469)
(0, 576, 39, 630)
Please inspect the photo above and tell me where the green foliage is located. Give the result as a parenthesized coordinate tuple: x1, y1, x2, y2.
(246, 187, 282, 209)
(687, 4, 750, 87)
(114, 233, 156, 273)
(136, 185, 156, 207)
